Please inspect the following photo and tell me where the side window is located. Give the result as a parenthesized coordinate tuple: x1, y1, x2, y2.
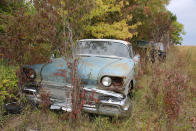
(128, 45, 134, 58)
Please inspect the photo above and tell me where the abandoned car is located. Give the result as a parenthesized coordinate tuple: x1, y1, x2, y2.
(134, 40, 166, 62)
(21, 39, 140, 117)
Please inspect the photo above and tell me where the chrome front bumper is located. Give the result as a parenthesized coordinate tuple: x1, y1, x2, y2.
(22, 84, 131, 117)
(82, 96, 131, 117)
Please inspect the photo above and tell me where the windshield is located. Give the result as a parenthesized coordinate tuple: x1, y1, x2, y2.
(152, 42, 164, 51)
(76, 41, 129, 58)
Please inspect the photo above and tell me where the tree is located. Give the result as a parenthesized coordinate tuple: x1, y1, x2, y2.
(0, 0, 58, 65)
(125, 0, 185, 45)
(0, 0, 94, 65)
(169, 21, 185, 45)
(82, 0, 140, 40)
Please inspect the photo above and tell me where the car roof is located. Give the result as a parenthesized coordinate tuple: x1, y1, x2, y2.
(79, 39, 131, 46)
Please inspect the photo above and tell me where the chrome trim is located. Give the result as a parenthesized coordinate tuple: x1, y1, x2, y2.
(41, 81, 124, 99)
(83, 87, 124, 99)
(24, 81, 130, 117)
(82, 96, 131, 116)
(79, 39, 131, 46)
(99, 98, 126, 107)
(83, 104, 96, 108)
(62, 107, 72, 112)
(77, 54, 124, 59)
(77, 39, 131, 59)
(23, 88, 37, 93)
(50, 105, 61, 110)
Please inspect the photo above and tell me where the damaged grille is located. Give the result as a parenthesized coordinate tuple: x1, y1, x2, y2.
(98, 95, 122, 102)
(42, 83, 72, 110)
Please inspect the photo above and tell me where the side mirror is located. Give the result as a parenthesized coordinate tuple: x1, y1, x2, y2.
(133, 54, 140, 64)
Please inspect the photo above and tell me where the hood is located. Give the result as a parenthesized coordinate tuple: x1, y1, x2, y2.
(40, 56, 134, 86)
(78, 56, 134, 85)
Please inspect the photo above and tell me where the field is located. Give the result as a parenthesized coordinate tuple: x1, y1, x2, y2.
(177, 46, 196, 85)
(0, 46, 196, 131)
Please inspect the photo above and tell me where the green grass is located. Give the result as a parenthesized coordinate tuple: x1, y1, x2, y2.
(1, 46, 196, 131)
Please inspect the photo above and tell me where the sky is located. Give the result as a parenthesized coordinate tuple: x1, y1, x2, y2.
(167, 0, 196, 46)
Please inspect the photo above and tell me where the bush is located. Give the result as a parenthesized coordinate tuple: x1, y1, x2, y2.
(0, 60, 19, 107)
(134, 47, 193, 130)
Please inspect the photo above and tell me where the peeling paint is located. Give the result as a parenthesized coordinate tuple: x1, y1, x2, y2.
(21, 39, 138, 117)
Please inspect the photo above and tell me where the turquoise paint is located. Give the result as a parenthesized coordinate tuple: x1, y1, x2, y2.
(28, 56, 134, 88)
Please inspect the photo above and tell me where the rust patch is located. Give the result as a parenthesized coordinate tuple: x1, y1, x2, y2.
(53, 69, 66, 78)
(57, 64, 64, 67)
(99, 84, 125, 94)
(107, 85, 125, 93)
(81, 61, 95, 67)
(112, 77, 123, 86)
(113, 63, 129, 71)
(106, 75, 126, 79)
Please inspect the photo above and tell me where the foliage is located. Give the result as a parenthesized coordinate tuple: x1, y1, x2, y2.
(0, 0, 26, 33)
(83, 0, 140, 39)
(57, 0, 95, 39)
(170, 21, 185, 45)
(0, 0, 186, 66)
(39, 89, 51, 113)
(0, 0, 94, 65)
(0, 0, 55, 65)
(0, 60, 19, 106)
(127, 0, 185, 45)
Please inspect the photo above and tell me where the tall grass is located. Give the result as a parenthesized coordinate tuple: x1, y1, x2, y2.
(1, 46, 196, 131)
(176, 46, 196, 85)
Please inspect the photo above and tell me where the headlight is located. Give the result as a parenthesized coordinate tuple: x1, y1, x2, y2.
(29, 73, 35, 79)
(27, 69, 36, 79)
(23, 68, 36, 79)
(101, 76, 112, 87)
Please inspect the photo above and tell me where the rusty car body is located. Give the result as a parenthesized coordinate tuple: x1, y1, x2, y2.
(21, 39, 139, 117)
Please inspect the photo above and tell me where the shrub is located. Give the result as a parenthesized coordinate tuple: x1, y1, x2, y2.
(135, 48, 192, 130)
(0, 60, 19, 107)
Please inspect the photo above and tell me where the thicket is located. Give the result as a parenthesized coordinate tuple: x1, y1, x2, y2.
(0, 60, 18, 110)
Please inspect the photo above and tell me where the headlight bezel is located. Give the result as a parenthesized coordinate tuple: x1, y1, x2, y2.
(101, 76, 112, 87)
(100, 76, 124, 88)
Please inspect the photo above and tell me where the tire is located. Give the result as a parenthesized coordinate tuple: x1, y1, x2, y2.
(5, 102, 21, 114)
